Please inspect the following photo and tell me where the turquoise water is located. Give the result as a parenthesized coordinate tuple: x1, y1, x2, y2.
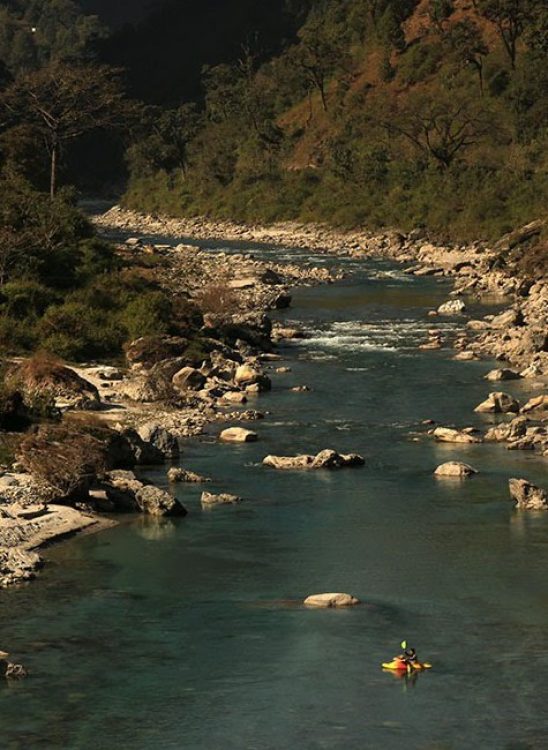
(1, 247, 547, 750)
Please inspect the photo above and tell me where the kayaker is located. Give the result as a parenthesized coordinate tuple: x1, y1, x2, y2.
(403, 647, 419, 667)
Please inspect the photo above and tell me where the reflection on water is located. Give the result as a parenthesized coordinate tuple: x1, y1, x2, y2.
(1, 251, 546, 750)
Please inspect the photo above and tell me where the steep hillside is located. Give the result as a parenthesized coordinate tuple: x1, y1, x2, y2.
(123, 0, 547, 239)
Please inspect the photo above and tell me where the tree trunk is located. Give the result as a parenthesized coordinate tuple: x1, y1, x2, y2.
(50, 139, 58, 199)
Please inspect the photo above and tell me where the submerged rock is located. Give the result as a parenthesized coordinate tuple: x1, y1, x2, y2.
(508, 478, 548, 510)
(434, 462, 478, 478)
(304, 593, 360, 608)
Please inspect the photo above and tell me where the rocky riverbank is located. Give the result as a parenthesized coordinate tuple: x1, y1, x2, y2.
(1, 208, 546, 589)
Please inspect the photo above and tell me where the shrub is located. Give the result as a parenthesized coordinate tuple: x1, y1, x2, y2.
(194, 282, 241, 316)
(37, 302, 125, 359)
(0, 280, 55, 319)
(18, 424, 107, 500)
(119, 291, 173, 339)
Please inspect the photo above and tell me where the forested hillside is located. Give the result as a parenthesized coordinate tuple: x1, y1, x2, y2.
(122, 0, 547, 239)
(1, 0, 547, 241)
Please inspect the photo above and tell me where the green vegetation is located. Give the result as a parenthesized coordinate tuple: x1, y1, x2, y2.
(123, 0, 547, 239)
(0, 0, 545, 366)
(0, 177, 185, 360)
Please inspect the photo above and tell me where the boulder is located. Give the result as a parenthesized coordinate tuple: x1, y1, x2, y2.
(303, 593, 360, 608)
(485, 416, 528, 442)
(490, 308, 524, 329)
(484, 368, 521, 382)
(434, 462, 478, 478)
(263, 450, 364, 471)
(438, 299, 466, 315)
(508, 478, 548, 510)
(118, 428, 165, 465)
(453, 351, 478, 361)
(521, 395, 548, 414)
(219, 427, 258, 443)
(201, 491, 242, 507)
(167, 467, 210, 484)
(221, 391, 248, 404)
(474, 392, 520, 414)
(234, 365, 271, 392)
(135, 485, 187, 517)
(172, 367, 206, 393)
(433, 427, 482, 444)
(105, 470, 187, 516)
(263, 454, 314, 470)
(137, 423, 179, 458)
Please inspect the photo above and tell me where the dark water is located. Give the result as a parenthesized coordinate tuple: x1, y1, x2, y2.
(1, 244, 547, 750)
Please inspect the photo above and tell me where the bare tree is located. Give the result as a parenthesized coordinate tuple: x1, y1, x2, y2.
(372, 90, 495, 169)
(2, 62, 128, 197)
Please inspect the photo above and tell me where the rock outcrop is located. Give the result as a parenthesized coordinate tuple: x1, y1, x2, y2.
(508, 478, 548, 510)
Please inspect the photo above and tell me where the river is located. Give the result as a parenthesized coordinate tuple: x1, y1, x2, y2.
(1, 237, 547, 750)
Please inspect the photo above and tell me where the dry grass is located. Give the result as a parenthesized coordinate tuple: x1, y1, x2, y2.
(18, 425, 107, 500)
(193, 282, 241, 317)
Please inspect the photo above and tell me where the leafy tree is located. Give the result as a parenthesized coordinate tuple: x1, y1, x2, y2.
(449, 19, 489, 95)
(429, 0, 454, 35)
(2, 62, 129, 197)
(291, 21, 351, 112)
(477, 0, 541, 69)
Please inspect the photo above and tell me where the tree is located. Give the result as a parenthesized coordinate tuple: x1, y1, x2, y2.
(478, 0, 541, 69)
(372, 89, 495, 169)
(429, 0, 454, 36)
(292, 21, 351, 112)
(449, 19, 489, 95)
(2, 62, 129, 197)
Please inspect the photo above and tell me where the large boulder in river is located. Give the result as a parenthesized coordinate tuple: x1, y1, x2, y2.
(434, 462, 478, 478)
(474, 392, 520, 414)
(508, 478, 548, 510)
(219, 427, 258, 443)
(135, 485, 187, 517)
(433, 427, 482, 444)
(438, 299, 466, 315)
(311, 449, 365, 469)
(263, 450, 364, 471)
(484, 368, 521, 382)
(304, 593, 360, 608)
(201, 491, 242, 507)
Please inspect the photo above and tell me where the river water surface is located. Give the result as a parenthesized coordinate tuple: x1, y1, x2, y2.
(1, 239, 547, 750)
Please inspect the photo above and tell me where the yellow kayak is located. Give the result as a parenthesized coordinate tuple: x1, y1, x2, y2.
(382, 658, 432, 672)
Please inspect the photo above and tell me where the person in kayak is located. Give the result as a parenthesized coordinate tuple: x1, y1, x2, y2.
(402, 647, 419, 667)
